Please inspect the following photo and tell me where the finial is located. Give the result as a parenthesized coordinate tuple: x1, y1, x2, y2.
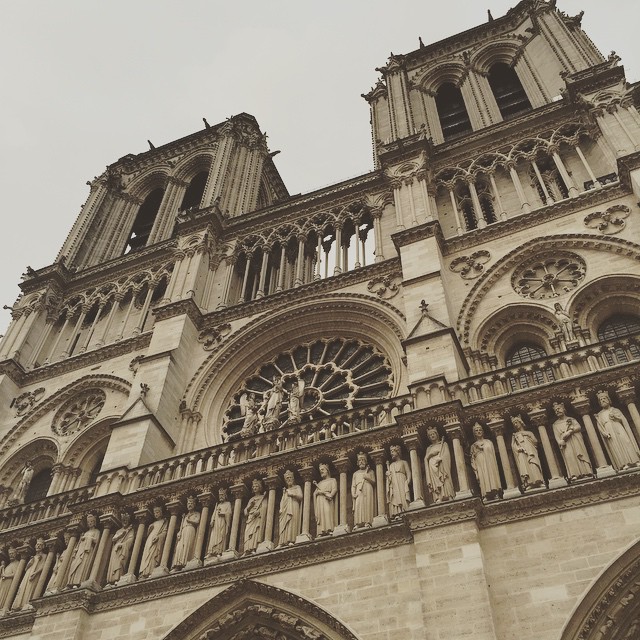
(488, 9, 494, 21)
(147, 140, 155, 150)
(420, 300, 429, 316)
(419, 36, 425, 48)
(203, 117, 210, 129)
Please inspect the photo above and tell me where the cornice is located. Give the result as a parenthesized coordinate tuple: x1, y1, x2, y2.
(152, 297, 204, 329)
(18, 262, 70, 297)
(564, 63, 626, 100)
(391, 221, 444, 251)
(0, 610, 35, 637)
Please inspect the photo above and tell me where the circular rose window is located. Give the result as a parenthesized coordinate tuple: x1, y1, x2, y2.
(224, 337, 394, 437)
(52, 390, 106, 437)
(512, 252, 586, 300)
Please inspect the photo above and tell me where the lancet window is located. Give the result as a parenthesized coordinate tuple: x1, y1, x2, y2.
(598, 314, 640, 365)
(25, 468, 52, 503)
(505, 342, 554, 391)
(180, 171, 208, 211)
(124, 187, 164, 254)
(435, 82, 472, 141)
(487, 62, 531, 120)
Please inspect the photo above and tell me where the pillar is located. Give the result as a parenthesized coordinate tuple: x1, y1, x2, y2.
(369, 449, 389, 527)
(296, 466, 314, 543)
(551, 148, 579, 196)
(402, 433, 425, 508)
(221, 484, 245, 560)
(508, 163, 531, 213)
(571, 395, 615, 478)
(153, 500, 180, 576)
(83, 514, 115, 590)
(332, 458, 351, 536)
(444, 423, 473, 499)
(528, 407, 567, 489)
(487, 417, 520, 498)
(257, 476, 279, 552)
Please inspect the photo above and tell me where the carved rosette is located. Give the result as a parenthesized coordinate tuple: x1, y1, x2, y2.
(449, 250, 491, 280)
(367, 273, 402, 299)
(511, 252, 586, 300)
(52, 389, 106, 437)
(584, 204, 630, 235)
(198, 323, 232, 351)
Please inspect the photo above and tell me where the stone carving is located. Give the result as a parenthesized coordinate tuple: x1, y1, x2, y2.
(386, 445, 411, 517)
(139, 506, 167, 578)
(278, 470, 303, 545)
(510, 415, 544, 490)
(351, 452, 375, 528)
(552, 401, 593, 480)
(67, 513, 100, 587)
(449, 250, 491, 280)
(424, 427, 455, 504)
(367, 273, 402, 299)
(106, 512, 135, 585)
(287, 379, 304, 425)
(53, 389, 106, 437)
(470, 423, 502, 501)
(0, 547, 19, 610)
(172, 496, 200, 570)
(261, 376, 285, 431)
(11, 538, 46, 610)
(205, 488, 232, 559)
(595, 390, 640, 470)
(512, 252, 586, 299)
(243, 479, 267, 554)
(198, 323, 231, 350)
(10, 388, 45, 416)
(584, 204, 630, 234)
(239, 393, 260, 437)
(45, 531, 71, 595)
(314, 463, 338, 535)
(554, 302, 579, 343)
(9, 461, 33, 505)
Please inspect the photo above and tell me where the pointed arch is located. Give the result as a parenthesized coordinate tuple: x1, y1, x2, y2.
(60, 417, 115, 485)
(162, 580, 360, 640)
(0, 437, 58, 489)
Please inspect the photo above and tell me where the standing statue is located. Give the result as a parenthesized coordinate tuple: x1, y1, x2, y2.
(552, 401, 593, 481)
(0, 547, 19, 610)
(239, 393, 260, 437)
(470, 423, 502, 501)
(205, 488, 232, 559)
(424, 427, 455, 504)
(9, 462, 33, 505)
(106, 512, 135, 585)
(67, 513, 100, 587)
(243, 479, 268, 553)
(595, 390, 640, 470)
(554, 302, 578, 343)
(351, 451, 375, 527)
(261, 376, 284, 430)
(278, 470, 303, 545)
(510, 415, 545, 490)
(139, 505, 167, 578)
(11, 538, 46, 610)
(386, 445, 412, 518)
(172, 496, 200, 570)
(314, 463, 338, 535)
(45, 531, 71, 594)
(287, 379, 304, 425)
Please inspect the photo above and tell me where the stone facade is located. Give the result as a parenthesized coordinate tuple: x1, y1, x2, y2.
(0, 1, 640, 638)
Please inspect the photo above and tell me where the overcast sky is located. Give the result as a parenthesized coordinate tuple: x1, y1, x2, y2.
(0, 1, 637, 333)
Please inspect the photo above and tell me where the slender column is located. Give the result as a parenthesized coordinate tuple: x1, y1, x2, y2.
(444, 423, 472, 499)
(157, 501, 181, 574)
(332, 458, 351, 536)
(33, 539, 58, 600)
(333, 225, 343, 275)
(219, 256, 236, 308)
(276, 245, 287, 292)
(184, 248, 205, 299)
(448, 187, 464, 234)
(0, 311, 27, 359)
(79, 302, 105, 353)
(121, 509, 148, 583)
(574, 145, 600, 188)
(94, 295, 121, 348)
(221, 484, 245, 560)
(54, 526, 79, 591)
(551, 149, 579, 196)
(239, 253, 253, 302)
(406, 181, 418, 226)
(392, 183, 404, 230)
(2, 547, 28, 613)
(46, 464, 64, 496)
(610, 108, 638, 148)
(294, 235, 306, 287)
(133, 285, 154, 335)
(84, 515, 115, 590)
(353, 222, 361, 268)
(296, 466, 314, 543)
(488, 173, 507, 220)
(528, 407, 567, 489)
(116, 291, 136, 340)
(402, 434, 425, 508)
(44, 313, 70, 364)
(487, 417, 520, 498)
(256, 248, 270, 298)
(467, 179, 487, 228)
(615, 384, 640, 444)
(531, 160, 554, 205)
(61, 307, 87, 358)
(508, 163, 531, 214)
(571, 395, 615, 478)
(314, 236, 323, 280)
(418, 178, 433, 221)
(369, 449, 389, 527)
(372, 211, 384, 262)
(257, 476, 278, 552)
(27, 318, 54, 368)
(187, 492, 212, 568)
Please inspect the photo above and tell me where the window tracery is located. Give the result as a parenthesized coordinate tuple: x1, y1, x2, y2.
(512, 252, 586, 300)
(52, 390, 106, 437)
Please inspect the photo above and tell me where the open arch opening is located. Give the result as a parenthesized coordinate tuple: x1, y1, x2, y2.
(487, 62, 531, 119)
(435, 82, 472, 140)
(125, 187, 164, 254)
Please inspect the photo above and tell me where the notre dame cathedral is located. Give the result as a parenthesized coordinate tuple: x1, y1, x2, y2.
(0, 1, 639, 638)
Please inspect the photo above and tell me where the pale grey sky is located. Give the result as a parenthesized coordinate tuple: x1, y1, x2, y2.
(0, 0, 636, 332)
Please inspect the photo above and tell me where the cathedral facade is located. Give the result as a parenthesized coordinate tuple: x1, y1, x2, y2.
(1, 2, 640, 638)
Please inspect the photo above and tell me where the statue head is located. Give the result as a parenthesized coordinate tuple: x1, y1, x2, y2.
(356, 452, 368, 469)
(63, 530, 71, 545)
(553, 401, 566, 417)
(284, 469, 295, 486)
(251, 478, 264, 495)
(511, 415, 526, 431)
(186, 495, 197, 511)
(390, 445, 401, 460)
(35, 537, 45, 553)
(7, 546, 17, 561)
(426, 427, 440, 443)
(319, 463, 330, 478)
(218, 488, 228, 502)
(86, 513, 98, 529)
(597, 389, 611, 408)
(554, 302, 563, 311)
(472, 422, 485, 439)
(120, 511, 131, 527)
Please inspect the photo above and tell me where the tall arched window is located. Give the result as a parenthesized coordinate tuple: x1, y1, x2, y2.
(488, 62, 531, 120)
(25, 467, 52, 503)
(598, 314, 640, 365)
(435, 82, 472, 140)
(124, 187, 164, 254)
(180, 171, 208, 211)
(505, 342, 554, 391)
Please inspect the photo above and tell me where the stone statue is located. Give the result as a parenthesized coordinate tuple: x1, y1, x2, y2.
(0, 547, 19, 610)
(278, 470, 303, 545)
(510, 415, 545, 490)
(243, 479, 268, 553)
(67, 513, 100, 587)
(287, 379, 304, 425)
(239, 393, 260, 437)
(9, 462, 33, 505)
(45, 531, 71, 594)
(11, 538, 46, 610)
(470, 423, 502, 501)
(386, 445, 411, 517)
(552, 401, 593, 480)
(554, 302, 578, 343)
(139, 505, 167, 578)
(595, 390, 640, 470)
(351, 452, 375, 527)
(314, 463, 337, 535)
(261, 376, 284, 430)
(172, 496, 200, 570)
(205, 488, 232, 559)
(424, 427, 455, 504)
(106, 512, 135, 585)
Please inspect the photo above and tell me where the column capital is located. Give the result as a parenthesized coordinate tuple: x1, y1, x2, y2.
(197, 491, 214, 508)
(368, 448, 387, 466)
(569, 392, 591, 415)
(165, 499, 183, 516)
(486, 414, 506, 436)
(401, 431, 423, 450)
(332, 457, 352, 474)
(263, 475, 281, 491)
(297, 465, 316, 483)
(134, 507, 152, 524)
(229, 483, 247, 501)
(616, 379, 637, 403)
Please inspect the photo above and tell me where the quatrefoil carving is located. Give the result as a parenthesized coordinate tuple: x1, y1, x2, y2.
(449, 251, 491, 280)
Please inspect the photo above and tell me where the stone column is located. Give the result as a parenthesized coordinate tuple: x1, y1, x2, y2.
(78, 302, 105, 353)
(186, 492, 212, 569)
(294, 235, 306, 287)
(239, 252, 253, 302)
(256, 248, 270, 298)
(276, 244, 287, 292)
(27, 317, 54, 367)
(332, 458, 351, 536)
(44, 313, 70, 364)
(155, 500, 181, 576)
(392, 182, 405, 230)
(444, 422, 473, 499)
(62, 306, 88, 358)
(372, 210, 385, 262)
(33, 538, 58, 600)
(94, 294, 122, 348)
(369, 449, 389, 527)
(615, 382, 640, 444)
(574, 144, 601, 188)
(333, 224, 343, 275)
(448, 187, 463, 234)
(218, 255, 236, 308)
(402, 433, 426, 509)
(467, 179, 487, 228)
(528, 406, 566, 489)
(132, 285, 154, 335)
(83, 514, 115, 590)
(1, 545, 29, 613)
(551, 148, 579, 196)
(119, 508, 148, 584)
(46, 464, 65, 496)
(571, 394, 615, 478)
(488, 172, 507, 220)
(54, 524, 80, 592)
(257, 475, 279, 553)
(507, 163, 531, 214)
(487, 416, 520, 498)
(221, 484, 245, 560)
(531, 160, 554, 205)
(115, 290, 137, 341)
(296, 466, 314, 543)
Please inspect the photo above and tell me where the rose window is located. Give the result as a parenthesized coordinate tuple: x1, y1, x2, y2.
(512, 252, 586, 300)
(53, 390, 106, 436)
(224, 337, 394, 437)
